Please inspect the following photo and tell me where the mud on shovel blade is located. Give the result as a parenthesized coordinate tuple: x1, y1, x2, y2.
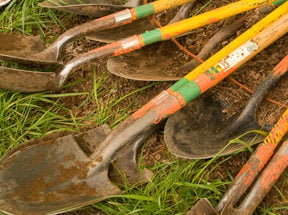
(164, 93, 263, 159)
(0, 33, 45, 60)
(39, 0, 141, 17)
(0, 123, 155, 214)
(163, 8, 288, 159)
(107, 41, 185, 81)
(164, 54, 288, 159)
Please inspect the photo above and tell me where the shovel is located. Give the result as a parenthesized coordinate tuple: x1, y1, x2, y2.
(222, 138, 288, 215)
(164, 53, 288, 159)
(186, 108, 288, 215)
(1, 0, 286, 93)
(0, 0, 194, 65)
(0, 8, 287, 214)
(39, 0, 141, 17)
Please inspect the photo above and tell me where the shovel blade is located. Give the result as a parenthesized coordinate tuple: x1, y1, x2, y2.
(186, 199, 218, 215)
(164, 95, 263, 159)
(0, 67, 57, 92)
(0, 124, 153, 214)
(0, 127, 120, 214)
(107, 41, 186, 81)
(39, 0, 140, 17)
(0, 33, 45, 58)
(86, 17, 155, 43)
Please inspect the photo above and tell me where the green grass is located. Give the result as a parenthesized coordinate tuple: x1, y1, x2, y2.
(92, 155, 233, 215)
(0, 0, 68, 38)
(0, 89, 85, 155)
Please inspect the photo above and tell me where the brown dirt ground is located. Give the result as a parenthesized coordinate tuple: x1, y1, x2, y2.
(2, 0, 287, 214)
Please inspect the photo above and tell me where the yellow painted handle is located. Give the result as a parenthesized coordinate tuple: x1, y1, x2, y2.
(152, 0, 194, 13)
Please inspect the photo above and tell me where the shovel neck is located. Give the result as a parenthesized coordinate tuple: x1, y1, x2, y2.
(48, 13, 118, 60)
(236, 74, 281, 124)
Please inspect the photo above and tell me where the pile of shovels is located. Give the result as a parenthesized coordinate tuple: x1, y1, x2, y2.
(0, 0, 287, 214)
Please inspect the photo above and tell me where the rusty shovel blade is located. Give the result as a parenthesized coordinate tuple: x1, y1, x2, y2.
(0, 67, 57, 92)
(0, 123, 154, 214)
(164, 49, 288, 159)
(186, 199, 217, 215)
(86, 17, 155, 43)
(39, 0, 141, 17)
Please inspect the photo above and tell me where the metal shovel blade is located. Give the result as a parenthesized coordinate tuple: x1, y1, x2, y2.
(0, 67, 57, 92)
(107, 41, 186, 81)
(39, 0, 141, 17)
(0, 33, 46, 62)
(164, 53, 286, 159)
(186, 199, 217, 215)
(164, 94, 263, 159)
(86, 17, 155, 43)
(0, 125, 153, 214)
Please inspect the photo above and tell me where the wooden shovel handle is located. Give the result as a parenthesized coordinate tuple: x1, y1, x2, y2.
(217, 107, 288, 212)
(237, 138, 288, 214)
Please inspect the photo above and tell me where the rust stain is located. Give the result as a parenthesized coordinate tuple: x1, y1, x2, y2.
(260, 154, 288, 190)
(274, 54, 288, 76)
(7, 160, 90, 203)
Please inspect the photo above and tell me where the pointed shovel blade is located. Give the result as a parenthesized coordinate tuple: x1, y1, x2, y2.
(164, 95, 263, 159)
(39, 0, 140, 17)
(186, 199, 218, 215)
(86, 17, 155, 43)
(0, 33, 45, 60)
(0, 125, 153, 214)
(107, 41, 186, 81)
(0, 130, 119, 214)
(0, 67, 57, 92)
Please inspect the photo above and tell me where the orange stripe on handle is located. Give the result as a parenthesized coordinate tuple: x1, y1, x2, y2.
(132, 90, 184, 123)
(217, 108, 288, 211)
(274, 54, 288, 76)
(237, 139, 288, 212)
(237, 108, 288, 181)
